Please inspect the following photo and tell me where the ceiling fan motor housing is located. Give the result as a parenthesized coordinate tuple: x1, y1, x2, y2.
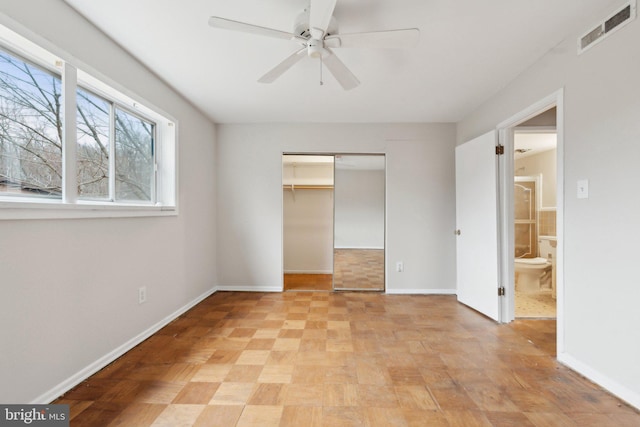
(294, 8, 338, 38)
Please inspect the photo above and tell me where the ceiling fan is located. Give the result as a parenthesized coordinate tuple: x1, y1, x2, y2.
(208, 0, 419, 90)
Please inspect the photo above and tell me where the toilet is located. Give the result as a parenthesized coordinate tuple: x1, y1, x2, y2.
(514, 257, 551, 293)
(515, 236, 555, 293)
(538, 236, 557, 298)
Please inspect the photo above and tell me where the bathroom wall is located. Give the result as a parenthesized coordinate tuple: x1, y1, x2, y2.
(539, 209, 556, 237)
(515, 148, 557, 207)
(516, 147, 557, 241)
(516, 148, 557, 238)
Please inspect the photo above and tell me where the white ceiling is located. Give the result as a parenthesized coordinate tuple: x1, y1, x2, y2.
(63, 0, 621, 123)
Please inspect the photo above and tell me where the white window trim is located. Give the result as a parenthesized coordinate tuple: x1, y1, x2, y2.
(0, 20, 178, 220)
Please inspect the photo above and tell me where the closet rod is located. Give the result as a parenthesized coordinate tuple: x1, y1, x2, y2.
(282, 184, 334, 190)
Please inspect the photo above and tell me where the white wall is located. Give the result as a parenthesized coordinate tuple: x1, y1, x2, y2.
(216, 123, 457, 293)
(334, 168, 385, 249)
(458, 6, 640, 408)
(282, 162, 333, 186)
(0, 0, 216, 403)
(283, 188, 334, 273)
(283, 161, 333, 273)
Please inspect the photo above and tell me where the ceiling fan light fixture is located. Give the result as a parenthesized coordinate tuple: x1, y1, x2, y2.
(307, 39, 325, 58)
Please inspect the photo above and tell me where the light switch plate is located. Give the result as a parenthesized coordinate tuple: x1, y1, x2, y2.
(577, 179, 589, 199)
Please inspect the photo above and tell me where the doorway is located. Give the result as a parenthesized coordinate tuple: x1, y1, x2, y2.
(282, 153, 386, 292)
(455, 91, 563, 347)
(282, 155, 334, 291)
(513, 122, 557, 318)
(496, 91, 563, 358)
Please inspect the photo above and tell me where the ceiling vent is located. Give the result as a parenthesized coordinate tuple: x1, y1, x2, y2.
(578, 1, 636, 54)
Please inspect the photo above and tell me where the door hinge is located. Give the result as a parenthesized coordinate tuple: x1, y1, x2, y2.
(498, 286, 505, 296)
(495, 145, 504, 155)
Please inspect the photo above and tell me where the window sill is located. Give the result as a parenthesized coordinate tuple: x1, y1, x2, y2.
(0, 199, 177, 220)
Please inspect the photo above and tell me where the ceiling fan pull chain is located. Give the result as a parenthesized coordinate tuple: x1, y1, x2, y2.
(320, 56, 324, 86)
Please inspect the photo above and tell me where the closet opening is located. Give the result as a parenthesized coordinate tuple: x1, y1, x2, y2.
(282, 153, 385, 292)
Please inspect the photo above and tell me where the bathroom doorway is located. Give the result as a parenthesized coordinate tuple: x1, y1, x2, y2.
(512, 109, 558, 318)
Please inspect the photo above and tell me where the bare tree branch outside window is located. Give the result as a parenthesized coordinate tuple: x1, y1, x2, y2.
(0, 49, 154, 201)
(0, 50, 62, 196)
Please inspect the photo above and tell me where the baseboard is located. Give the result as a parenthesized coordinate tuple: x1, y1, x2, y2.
(33, 287, 217, 404)
(216, 285, 282, 292)
(385, 288, 456, 295)
(284, 270, 332, 274)
(558, 352, 640, 410)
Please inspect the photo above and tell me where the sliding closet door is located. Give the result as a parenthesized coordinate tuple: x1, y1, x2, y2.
(333, 155, 385, 291)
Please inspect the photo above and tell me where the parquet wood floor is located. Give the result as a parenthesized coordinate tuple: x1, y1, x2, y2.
(55, 292, 640, 426)
(284, 249, 384, 291)
(283, 274, 332, 291)
(333, 249, 384, 291)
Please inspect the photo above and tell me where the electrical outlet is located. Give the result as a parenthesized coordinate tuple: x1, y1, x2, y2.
(138, 286, 147, 305)
(396, 261, 404, 273)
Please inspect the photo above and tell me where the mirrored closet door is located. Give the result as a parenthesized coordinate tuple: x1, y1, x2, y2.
(333, 155, 385, 291)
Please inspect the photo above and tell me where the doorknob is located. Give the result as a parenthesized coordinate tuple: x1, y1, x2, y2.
(455, 229, 461, 236)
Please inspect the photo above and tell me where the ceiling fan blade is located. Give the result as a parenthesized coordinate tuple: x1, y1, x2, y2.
(325, 28, 420, 49)
(309, 0, 337, 39)
(209, 16, 298, 41)
(322, 49, 359, 90)
(258, 48, 307, 84)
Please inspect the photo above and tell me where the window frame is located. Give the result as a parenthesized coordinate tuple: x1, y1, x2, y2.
(0, 23, 177, 220)
(75, 84, 113, 203)
(112, 103, 157, 204)
(0, 44, 64, 201)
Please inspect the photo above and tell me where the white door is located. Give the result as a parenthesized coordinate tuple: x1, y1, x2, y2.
(455, 131, 501, 321)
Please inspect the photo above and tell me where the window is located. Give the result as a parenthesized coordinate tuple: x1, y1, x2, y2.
(114, 107, 155, 202)
(0, 26, 176, 219)
(76, 88, 156, 203)
(0, 49, 63, 198)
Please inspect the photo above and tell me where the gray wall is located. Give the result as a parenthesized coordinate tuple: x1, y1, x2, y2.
(216, 123, 457, 294)
(334, 168, 385, 249)
(458, 6, 640, 408)
(283, 188, 334, 273)
(0, 0, 217, 403)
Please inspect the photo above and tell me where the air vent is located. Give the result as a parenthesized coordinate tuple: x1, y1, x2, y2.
(605, 4, 632, 31)
(578, 1, 636, 54)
